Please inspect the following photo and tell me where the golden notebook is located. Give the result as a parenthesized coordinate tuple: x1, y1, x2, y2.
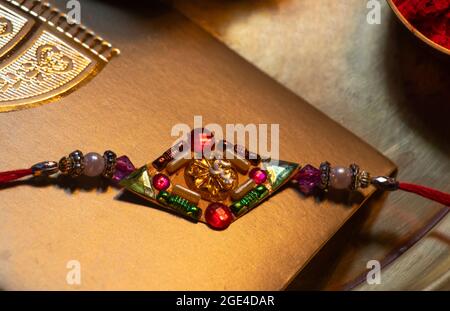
(0, 1, 396, 290)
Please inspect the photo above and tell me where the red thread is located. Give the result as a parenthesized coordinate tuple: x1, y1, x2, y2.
(399, 182, 450, 206)
(0, 169, 33, 184)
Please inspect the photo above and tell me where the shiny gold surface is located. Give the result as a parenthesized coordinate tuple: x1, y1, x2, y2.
(0, 2, 395, 290)
(0, 0, 119, 112)
(0, 30, 92, 101)
(185, 158, 239, 202)
(170, 0, 450, 290)
(0, 3, 30, 57)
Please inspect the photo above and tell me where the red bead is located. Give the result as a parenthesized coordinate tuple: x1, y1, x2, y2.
(249, 168, 268, 184)
(152, 173, 170, 191)
(205, 203, 233, 230)
(190, 128, 214, 154)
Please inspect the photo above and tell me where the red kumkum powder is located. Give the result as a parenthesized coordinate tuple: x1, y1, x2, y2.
(393, 0, 450, 50)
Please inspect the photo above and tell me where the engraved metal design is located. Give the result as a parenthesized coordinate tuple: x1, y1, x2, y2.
(0, 31, 90, 99)
(0, 4, 28, 56)
(0, 16, 13, 36)
(0, 0, 119, 112)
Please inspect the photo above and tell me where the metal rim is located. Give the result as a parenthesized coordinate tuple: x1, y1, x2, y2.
(386, 0, 450, 57)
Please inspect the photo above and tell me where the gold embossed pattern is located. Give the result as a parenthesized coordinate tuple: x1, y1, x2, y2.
(0, 30, 91, 101)
(0, 0, 118, 112)
(0, 4, 27, 52)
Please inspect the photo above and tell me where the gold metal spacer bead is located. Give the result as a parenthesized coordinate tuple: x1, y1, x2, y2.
(58, 150, 85, 177)
(58, 156, 72, 175)
(349, 163, 360, 191)
(358, 171, 371, 189)
(102, 150, 117, 178)
(319, 161, 331, 190)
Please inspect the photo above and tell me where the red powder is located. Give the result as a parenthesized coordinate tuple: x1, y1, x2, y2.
(393, 0, 450, 50)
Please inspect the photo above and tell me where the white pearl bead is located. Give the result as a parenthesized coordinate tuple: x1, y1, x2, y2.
(330, 166, 352, 189)
(84, 152, 105, 177)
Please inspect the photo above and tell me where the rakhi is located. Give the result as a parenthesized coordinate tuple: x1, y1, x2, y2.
(1, 129, 449, 230)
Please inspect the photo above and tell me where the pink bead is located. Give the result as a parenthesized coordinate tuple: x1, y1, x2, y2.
(152, 173, 171, 191)
(249, 168, 268, 185)
(84, 152, 105, 177)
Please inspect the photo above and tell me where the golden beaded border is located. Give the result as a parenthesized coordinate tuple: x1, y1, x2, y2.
(5, 0, 120, 62)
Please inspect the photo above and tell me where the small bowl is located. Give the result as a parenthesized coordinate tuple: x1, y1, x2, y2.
(387, 0, 450, 56)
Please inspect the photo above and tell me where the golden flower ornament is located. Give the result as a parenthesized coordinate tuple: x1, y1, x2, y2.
(185, 157, 239, 202)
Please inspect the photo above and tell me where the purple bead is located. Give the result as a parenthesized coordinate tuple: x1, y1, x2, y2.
(295, 164, 321, 195)
(112, 155, 136, 183)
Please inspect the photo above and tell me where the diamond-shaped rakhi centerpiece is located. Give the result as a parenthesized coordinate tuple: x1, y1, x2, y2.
(120, 129, 301, 229)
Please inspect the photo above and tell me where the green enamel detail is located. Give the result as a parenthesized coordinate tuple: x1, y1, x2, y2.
(263, 160, 300, 191)
(119, 165, 156, 199)
(230, 184, 269, 216)
(120, 166, 201, 221)
(157, 190, 170, 204)
(156, 191, 201, 220)
(167, 194, 202, 220)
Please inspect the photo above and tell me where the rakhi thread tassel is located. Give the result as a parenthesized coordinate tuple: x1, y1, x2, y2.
(0, 169, 33, 184)
(398, 182, 450, 206)
(0, 161, 59, 185)
(359, 176, 450, 206)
